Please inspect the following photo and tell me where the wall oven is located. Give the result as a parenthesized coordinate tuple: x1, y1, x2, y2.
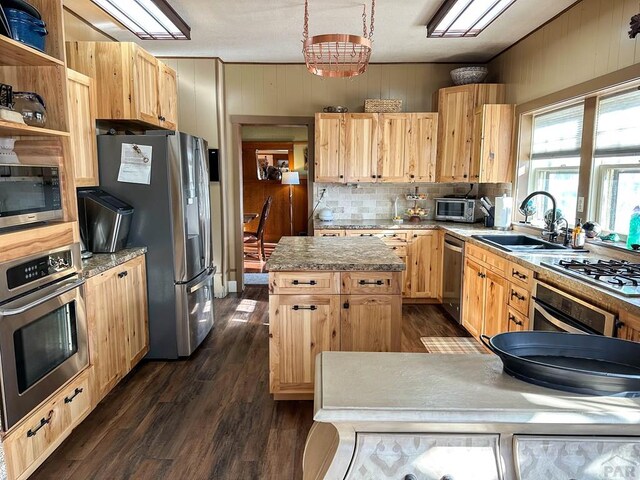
(434, 198, 482, 223)
(0, 244, 87, 431)
(531, 281, 616, 336)
(0, 164, 63, 229)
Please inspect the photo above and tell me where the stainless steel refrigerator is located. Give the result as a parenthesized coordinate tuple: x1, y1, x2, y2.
(97, 131, 215, 359)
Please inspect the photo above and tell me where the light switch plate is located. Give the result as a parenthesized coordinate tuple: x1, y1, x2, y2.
(577, 196, 585, 213)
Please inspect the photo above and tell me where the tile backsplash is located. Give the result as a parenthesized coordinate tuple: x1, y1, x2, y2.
(313, 183, 512, 220)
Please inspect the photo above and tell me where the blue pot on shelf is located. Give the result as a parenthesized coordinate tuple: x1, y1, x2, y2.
(3, 7, 47, 52)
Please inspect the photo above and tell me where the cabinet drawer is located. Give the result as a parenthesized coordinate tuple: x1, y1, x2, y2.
(269, 272, 339, 294)
(509, 264, 533, 288)
(345, 230, 378, 238)
(314, 229, 345, 237)
(508, 283, 530, 316)
(4, 371, 91, 480)
(388, 244, 407, 257)
(507, 306, 529, 332)
(341, 271, 401, 295)
(346, 433, 501, 480)
(377, 231, 408, 245)
(514, 436, 640, 480)
(467, 243, 508, 275)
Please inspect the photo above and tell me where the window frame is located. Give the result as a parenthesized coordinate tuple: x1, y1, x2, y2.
(593, 163, 640, 235)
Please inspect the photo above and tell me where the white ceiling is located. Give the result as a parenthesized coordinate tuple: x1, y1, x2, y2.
(64, 0, 577, 63)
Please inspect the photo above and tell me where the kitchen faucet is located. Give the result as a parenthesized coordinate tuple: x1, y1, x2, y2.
(519, 191, 559, 243)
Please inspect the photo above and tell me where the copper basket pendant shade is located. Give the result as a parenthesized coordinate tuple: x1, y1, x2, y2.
(302, 0, 375, 78)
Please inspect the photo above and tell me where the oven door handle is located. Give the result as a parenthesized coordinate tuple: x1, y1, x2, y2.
(0, 279, 85, 316)
(532, 297, 594, 335)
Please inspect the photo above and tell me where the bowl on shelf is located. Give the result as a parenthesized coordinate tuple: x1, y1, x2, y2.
(450, 66, 488, 86)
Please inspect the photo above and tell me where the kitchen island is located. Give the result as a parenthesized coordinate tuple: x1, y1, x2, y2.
(304, 352, 640, 480)
(266, 237, 405, 400)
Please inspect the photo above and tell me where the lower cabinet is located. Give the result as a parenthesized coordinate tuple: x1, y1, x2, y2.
(617, 311, 640, 342)
(345, 433, 501, 480)
(86, 255, 149, 404)
(482, 270, 510, 337)
(406, 231, 442, 300)
(462, 258, 485, 338)
(269, 271, 402, 398)
(3, 370, 91, 480)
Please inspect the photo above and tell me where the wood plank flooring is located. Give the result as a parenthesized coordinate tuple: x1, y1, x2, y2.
(32, 286, 466, 480)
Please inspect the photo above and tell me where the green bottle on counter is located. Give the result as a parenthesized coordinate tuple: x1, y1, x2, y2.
(628, 205, 640, 248)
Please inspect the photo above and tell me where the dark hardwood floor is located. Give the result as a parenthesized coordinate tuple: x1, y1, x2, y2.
(32, 286, 466, 480)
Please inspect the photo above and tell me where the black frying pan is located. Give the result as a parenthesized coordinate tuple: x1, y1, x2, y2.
(480, 331, 640, 397)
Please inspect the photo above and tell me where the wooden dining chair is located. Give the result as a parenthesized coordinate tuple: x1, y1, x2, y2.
(244, 196, 273, 261)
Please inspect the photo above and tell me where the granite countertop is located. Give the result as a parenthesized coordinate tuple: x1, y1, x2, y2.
(81, 247, 147, 279)
(314, 220, 640, 316)
(315, 352, 640, 425)
(265, 237, 405, 272)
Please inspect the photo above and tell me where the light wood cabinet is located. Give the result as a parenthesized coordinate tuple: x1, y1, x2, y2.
(314, 229, 346, 237)
(344, 113, 378, 183)
(86, 255, 148, 404)
(507, 307, 529, 332)
(67, 68, 98, 187)
(436, 84, 505, 182)
(314, 113, 344, 182)
(470, 104, 515, 183)
(269, 294, 340, 396)
(406, 231, 442, 299)
(341, 294, 402, 352)
(482, 270, 510, 337)
(378, 113, 411, 183)
(3, 370, 91, 480)
(617, 311, 640, 342)
(462, 258, 485, 338)
(408, 112, 438, 182)
(66, 42, 178, 130)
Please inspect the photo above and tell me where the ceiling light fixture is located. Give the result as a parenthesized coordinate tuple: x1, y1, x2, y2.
(302, 0, 375, 78)
(91, 0, 191, 40)
(427, 0, 516, 38)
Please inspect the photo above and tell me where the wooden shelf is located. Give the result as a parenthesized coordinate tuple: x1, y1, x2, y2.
(0, 120, 70, 137)
(0, 35, 64, 67)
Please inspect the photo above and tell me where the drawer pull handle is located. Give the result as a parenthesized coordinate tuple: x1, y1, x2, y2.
(292, 305, 317, 311)
(511, 290, 526, 301)
(359, 234, 374, 237)
(64, 387, 84, 404)
(292, 280, 316, 286)
(118, 271, 128, 278)
(509, 313, 524, 326)
(27, 411, 53, 438)
(512, 270, 527, 280)
(359, 280, 384, 285)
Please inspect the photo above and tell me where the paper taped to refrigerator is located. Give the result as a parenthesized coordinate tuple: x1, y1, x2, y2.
(118, 143, 152, 184)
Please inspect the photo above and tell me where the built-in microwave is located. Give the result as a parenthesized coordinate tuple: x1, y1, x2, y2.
(434, 198, 482, 223)
(0, 164, 63, 229)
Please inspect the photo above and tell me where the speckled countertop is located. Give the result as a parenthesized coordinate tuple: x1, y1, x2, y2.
(315, 220, 640, 316)
(81, 247, 147, 279)
(266, 237, 405, 272)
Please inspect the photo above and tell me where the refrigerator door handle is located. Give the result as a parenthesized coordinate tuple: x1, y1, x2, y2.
(189, 266, 216, 294)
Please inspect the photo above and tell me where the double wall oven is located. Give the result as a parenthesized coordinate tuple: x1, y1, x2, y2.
(0, 244, 87, 431)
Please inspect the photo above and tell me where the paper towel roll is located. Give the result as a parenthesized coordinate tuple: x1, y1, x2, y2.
(494, 195, 512, 230)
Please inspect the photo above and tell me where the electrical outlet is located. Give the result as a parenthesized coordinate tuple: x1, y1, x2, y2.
(577, 196, 585, 213)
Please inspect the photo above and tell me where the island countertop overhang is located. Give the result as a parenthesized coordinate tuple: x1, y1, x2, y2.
(265, 236, 406, 272)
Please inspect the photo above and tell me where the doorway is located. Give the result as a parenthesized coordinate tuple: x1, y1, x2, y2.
(231, 117, 314, 289)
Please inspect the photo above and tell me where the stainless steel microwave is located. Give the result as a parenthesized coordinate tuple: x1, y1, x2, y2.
(434, 198, 482, 223)
(0, 164, 63, 229)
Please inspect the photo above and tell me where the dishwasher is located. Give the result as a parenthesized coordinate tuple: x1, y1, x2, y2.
(442, 234, 465, 323)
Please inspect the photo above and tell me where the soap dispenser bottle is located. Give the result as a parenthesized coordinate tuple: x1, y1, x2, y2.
(627, 205, 640, 248)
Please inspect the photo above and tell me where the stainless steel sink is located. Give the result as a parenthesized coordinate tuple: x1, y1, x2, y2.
(472, 234, 587, 254)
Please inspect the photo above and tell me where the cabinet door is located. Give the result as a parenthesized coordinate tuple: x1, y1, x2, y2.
(483, 270, 510, 337)
(462, 258, 485, 338)
(132, 46, 160, 126)
(436, 86, 475, 182)
(408, 113, 438, 182)
(157, 61, 179, 130)
(377, 113, 410, 183)
(617, 312, 640, 342)
(344, 113, 378, 183)
(471, 104, 515, 183)
(67, 69, 99, 187)
(315, 113, 344, 182)
(407, 231, 441, 299)
(119, 256, 149, 370)
(269, 295, 340, 394)
(341, 295, 401, 352)
(86, 268, 126, 403)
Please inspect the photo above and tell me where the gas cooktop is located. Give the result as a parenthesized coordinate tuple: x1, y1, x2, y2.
(541, 259, 640, 297)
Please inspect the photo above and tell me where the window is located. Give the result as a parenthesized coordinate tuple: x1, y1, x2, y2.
(592, 89, 640, 236)
(525, 103, 583, 226)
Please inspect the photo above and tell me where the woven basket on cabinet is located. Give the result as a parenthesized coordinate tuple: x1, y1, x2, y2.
(364, 99, 402, 113)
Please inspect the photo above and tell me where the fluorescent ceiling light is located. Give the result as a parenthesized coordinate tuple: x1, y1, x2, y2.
(427, 0, 517, 38)
(91, 0, 191, 40)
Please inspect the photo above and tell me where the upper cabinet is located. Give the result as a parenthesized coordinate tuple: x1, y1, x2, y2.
(67, 69, 98, 187)
(314, 112, 437, 184)
(470, 104, 515, 183)
(435, 84, 506, 182)
(66, 42, 178, 130)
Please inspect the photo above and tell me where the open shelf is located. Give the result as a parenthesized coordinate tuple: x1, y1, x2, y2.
(0, 35, 65, 67)
(0, 119, 70, 137)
